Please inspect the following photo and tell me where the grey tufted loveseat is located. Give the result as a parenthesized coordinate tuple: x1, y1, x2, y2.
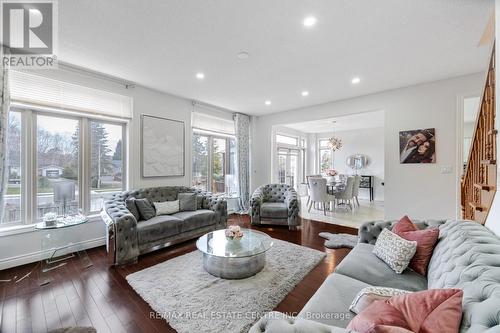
(250, 219, 500, 333)
(249, 184, 300, 230)
(102, 186, 227, 265)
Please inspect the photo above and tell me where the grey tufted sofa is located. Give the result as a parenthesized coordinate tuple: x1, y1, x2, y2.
(102, 186, 227, 265)
(249, 184, 300, 230)
(250, 219, 500, 333)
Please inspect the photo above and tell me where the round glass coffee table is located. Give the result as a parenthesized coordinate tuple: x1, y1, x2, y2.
(196, 228, 273, 279)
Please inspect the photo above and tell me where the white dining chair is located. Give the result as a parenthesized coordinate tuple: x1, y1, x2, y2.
(308, 177, 335, 215)
(306, 174, 322, 206)
(352, 175, 362, 207)
(334, 176, 355, 210)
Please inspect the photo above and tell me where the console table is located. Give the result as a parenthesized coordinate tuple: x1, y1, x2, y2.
(360, 175, 374, 201)
(35, 215, 93, 285)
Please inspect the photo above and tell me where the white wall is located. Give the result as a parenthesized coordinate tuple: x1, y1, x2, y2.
(316, 127, 385, 201)
(484, 0, 500, 237)
(251, 73, 484, 221)
(0, 69, 212, 269)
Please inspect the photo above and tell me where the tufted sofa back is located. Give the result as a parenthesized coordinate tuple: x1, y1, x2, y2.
(123, 186, 196, 202)
(358, 219, 446, 244)
(261, 184, 294, 203)
(427, 220, 500, 332)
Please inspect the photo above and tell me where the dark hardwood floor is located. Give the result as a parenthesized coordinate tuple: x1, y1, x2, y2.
(0, 216, 357, 333)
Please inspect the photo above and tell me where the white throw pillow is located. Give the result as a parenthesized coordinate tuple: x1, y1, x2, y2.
(372, 228, 417, 274)
(154, 200, 179, 215)
(349, 286, 412, 314)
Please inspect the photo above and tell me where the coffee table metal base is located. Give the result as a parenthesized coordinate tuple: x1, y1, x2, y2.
(202, 253, 266, 279)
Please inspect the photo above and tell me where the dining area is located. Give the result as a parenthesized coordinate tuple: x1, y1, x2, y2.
(305, 172, 362, 214)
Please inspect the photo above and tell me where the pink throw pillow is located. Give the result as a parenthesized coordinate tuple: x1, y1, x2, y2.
(347, 289, 463, 333)
(392, 216, 439, 275)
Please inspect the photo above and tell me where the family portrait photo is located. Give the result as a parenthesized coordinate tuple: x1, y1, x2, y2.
(399, 128, 436, 164)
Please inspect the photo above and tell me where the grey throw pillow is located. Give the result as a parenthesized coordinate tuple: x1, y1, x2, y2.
(372, 228, 417, 274)
(179, 192, 197, 211)
(135, 198, 156, 220)
(196, 194, 204, 209)
(125, 198, 140, 221)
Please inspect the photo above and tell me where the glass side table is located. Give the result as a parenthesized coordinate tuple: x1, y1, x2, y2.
(35, 214, 93, 285)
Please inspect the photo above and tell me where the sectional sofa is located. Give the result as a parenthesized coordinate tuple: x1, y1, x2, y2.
(250, 219, 500, 332)
(102, 186, 227, 265)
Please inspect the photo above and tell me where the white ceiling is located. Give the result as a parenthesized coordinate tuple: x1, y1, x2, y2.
(58, 0, 493, 115)
(282, 110, 385, 133)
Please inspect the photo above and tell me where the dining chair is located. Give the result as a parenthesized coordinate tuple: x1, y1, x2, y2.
(308, 177, 335, 215)
(306, 174, 322, 206)
(334, 176, 355, 210)
(352, 175, 362, 207)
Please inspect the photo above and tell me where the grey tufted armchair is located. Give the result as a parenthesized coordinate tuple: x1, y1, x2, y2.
(249, 184, 300, 230)
(102, 186, 227, 265)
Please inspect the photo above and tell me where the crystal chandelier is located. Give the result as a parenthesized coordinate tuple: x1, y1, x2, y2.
(328, 121, 342, 151)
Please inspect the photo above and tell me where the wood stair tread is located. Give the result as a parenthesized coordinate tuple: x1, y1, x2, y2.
(468, 202, 486, 212)
(473, 183, 496, 191)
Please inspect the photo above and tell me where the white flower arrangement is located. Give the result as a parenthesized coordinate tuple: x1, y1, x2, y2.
(225, 225, 244, 240)
(43, 212, 58, 226)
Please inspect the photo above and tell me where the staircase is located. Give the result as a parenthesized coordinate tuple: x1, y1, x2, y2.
(461, 46, 496, 224)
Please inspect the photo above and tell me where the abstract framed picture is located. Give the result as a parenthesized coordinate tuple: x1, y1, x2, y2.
(399, 128, 436, 164)
(141, 115, 185, 177)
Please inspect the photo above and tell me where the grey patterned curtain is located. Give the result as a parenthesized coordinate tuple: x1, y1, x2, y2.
(0, 66, 10, 223)
(234, 113, 250, 212)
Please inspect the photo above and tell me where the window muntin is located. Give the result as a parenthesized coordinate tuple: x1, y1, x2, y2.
(4, 111, 22, 224)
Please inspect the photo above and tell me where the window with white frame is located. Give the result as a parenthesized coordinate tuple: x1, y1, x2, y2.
(192, 131, 237, 194)
(191, 107, 237, 195)
(2, 105, 127, 226)
(319, 139, 334, 173)
(274, 132, 306, 188)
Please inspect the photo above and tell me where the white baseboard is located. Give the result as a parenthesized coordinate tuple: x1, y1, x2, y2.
(0, 237, 105, 270)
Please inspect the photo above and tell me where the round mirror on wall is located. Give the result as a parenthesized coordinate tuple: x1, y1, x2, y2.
(346, 154, 368, 170)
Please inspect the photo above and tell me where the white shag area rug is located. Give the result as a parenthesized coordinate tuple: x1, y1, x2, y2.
(126, 238, 326, 333)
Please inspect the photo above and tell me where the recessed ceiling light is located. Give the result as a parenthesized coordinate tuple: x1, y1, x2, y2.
(351, 77, 361, 84)
(237, 51, 249, 59)
(303, 16, 317, 27)
(196, 72, 205, 80)
(265, 100, 272, 106)
(301, 91, 309, 97)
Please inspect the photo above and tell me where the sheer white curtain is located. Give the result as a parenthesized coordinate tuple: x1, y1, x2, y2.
(0, 67, 10, 222)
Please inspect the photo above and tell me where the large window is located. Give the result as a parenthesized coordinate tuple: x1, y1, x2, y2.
(1, 106, 127, 226)
(319, 139, 333, 173)
(192, 132, 236, 195)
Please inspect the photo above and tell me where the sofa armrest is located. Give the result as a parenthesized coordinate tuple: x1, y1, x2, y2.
(103, 197, 140, 265)
(203, 194, 227, 229)
(284, 189, 300, 226)
(249, 186, 265, 224)
(249, 312, 353, 333)
(358, 219, 448, 244)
